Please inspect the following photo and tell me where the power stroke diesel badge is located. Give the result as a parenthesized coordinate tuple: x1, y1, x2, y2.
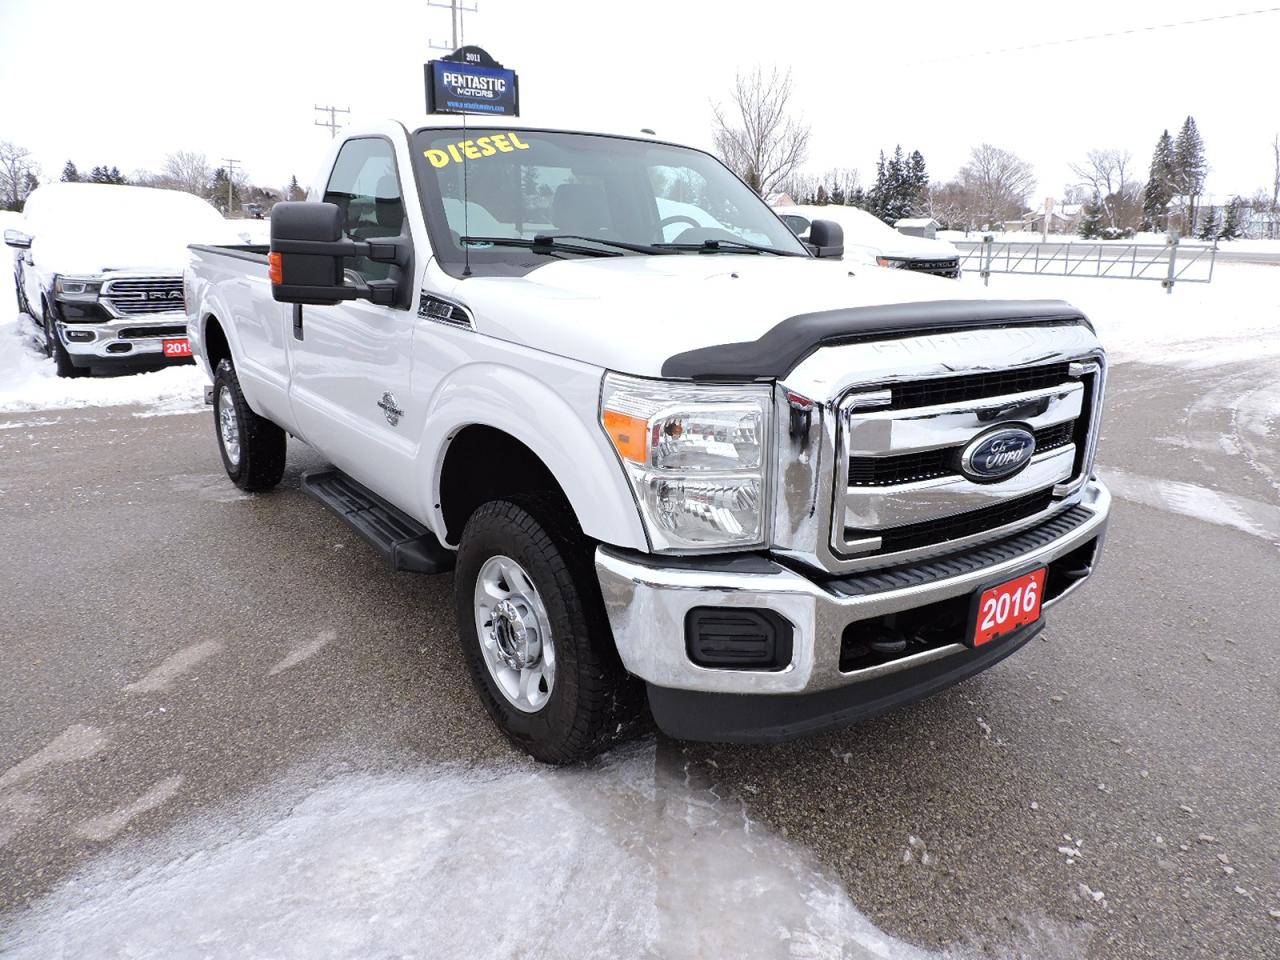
(377, 392, 404, 427)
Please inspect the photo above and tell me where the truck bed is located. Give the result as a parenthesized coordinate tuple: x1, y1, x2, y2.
(188, 243, 269, 263)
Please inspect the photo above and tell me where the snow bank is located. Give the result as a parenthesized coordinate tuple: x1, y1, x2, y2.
(957, 262, 1280, 368)
(0, 309, 207, 414)
(0, 744, 937, 960)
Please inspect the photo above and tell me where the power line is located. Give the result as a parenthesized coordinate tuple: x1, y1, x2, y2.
(220, 158, 240, 214)
(911, 6, 1280, 66)
(313, 104, 350, 139)
(428, 0, 478, 52)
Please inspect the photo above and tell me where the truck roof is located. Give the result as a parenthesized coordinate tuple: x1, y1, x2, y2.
(396, 116, 682, 146)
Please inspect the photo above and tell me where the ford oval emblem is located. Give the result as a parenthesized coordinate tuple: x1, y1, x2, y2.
(960, 426, 1036, 482)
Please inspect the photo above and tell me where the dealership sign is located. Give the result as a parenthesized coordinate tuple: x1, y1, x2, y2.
(425, 47, 520, 117)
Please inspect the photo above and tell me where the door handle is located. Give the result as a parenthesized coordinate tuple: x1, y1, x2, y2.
(293, 304, 304, 341)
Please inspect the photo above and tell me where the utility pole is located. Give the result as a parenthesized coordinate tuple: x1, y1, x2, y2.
(428, 0, 478, 51)
(220, 157, 240, 215)
(313, 104, 350, 139)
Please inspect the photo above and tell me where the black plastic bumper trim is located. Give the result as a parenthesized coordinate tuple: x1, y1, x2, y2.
(646, 619, 1044, 744)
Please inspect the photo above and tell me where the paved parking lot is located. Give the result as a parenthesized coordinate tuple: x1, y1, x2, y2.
(1, 356, 1277, 958)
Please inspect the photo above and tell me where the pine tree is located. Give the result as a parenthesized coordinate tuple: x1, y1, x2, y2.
(1218, 197, 1242, 241)
(287, 174, 304, 201)
(815, 183, 829, 205)
(1079, 194, 1105, 239)
(60, 161, 80, 182)
(906, 150, 928, 213)
(1142, 130, 1175, 231)
(1173, 116, 1207, 233)
(1197, 206, 1219, 241)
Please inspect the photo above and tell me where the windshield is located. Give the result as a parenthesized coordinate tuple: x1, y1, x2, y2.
(411, 128, 809, 277)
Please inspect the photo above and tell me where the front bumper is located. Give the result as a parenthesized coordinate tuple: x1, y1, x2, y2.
(57, 312, 190, 366)
(596, 478, 1110, 741)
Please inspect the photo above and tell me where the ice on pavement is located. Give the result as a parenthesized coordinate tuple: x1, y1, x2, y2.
(1099, 467, 1280, 546)
(0, 744, 935, 960)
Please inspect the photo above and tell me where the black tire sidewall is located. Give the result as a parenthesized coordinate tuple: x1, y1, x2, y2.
(454, 501, 598, 760)
(212, 361, 249, 485)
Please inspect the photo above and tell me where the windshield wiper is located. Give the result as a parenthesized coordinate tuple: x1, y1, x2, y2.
(459, 235, 621, 258)
(533, 234, 673, 255)
(656, 239, 804, 256)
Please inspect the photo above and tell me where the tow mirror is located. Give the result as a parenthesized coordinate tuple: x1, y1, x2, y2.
(807, 220, 843, 259)
(269, 201, 412, 309)
(4, 229, 32, 250)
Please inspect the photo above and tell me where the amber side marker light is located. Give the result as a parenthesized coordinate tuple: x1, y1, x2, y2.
(267, 252, 283, 285)
(603, 410, 648, 464)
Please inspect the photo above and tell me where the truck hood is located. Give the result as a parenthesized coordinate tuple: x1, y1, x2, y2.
(454, 254, 990, 378)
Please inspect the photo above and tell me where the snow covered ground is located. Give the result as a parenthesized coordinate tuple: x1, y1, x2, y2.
(0, 742, 942, 960)
(954, 262, 1280, 370)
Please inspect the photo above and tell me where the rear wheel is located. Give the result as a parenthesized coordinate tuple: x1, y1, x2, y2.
(212, 358, 286, 491)
(454, 498, 637, 764)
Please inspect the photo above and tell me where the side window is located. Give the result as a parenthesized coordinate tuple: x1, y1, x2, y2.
(324, 138, 406, 282)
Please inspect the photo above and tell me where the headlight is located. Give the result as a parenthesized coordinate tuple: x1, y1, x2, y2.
(601, 373, 771, 551)
(875, 256, 910, 269)
(54, 275, 104, 302)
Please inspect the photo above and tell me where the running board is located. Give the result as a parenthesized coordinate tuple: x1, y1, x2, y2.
(301, 470, 454, 575)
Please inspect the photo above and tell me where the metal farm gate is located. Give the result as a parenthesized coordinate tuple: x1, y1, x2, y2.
(953, 237, 1218, 293)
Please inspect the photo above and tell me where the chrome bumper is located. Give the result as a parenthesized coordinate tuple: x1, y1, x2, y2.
(59, 313, 187, 361)
(596, 478, 1110, 696)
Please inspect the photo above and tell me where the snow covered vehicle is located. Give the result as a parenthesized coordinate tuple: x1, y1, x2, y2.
(774, 203, 962, 278)
(5, 182, 244, 377)
(184, 119, 1111, 763)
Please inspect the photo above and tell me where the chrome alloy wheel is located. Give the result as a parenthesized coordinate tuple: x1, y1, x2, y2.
(473, 555, 556, 713)
(217, 386, 241, 467)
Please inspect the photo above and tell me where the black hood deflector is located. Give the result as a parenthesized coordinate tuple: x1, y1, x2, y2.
(660, 299, 1092, 381)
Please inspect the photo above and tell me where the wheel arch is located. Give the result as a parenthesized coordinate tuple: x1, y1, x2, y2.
(423, 367, 648, 553)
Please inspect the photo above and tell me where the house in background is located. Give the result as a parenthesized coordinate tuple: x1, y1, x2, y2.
(894, 217, 939, 240)
(1004, 204, 1081, 234)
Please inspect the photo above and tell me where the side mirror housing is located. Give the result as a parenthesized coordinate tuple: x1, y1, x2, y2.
(4, 229, 32, 250)
(269, 201, 413, 309)
(807, 220, 843, 259)
(270, 202, 345, 303)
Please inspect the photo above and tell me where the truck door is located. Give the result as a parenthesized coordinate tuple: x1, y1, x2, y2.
(286, 137, 419, 502)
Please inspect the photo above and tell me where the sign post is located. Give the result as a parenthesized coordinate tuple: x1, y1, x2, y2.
(425, 46, 520, 117)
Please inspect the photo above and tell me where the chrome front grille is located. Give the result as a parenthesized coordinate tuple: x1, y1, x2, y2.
(102, 277, 185, 316)
(829, 360, 1103, 567)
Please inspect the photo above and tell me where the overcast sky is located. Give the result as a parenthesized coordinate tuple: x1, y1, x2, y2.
(1, 0, 1276, 204)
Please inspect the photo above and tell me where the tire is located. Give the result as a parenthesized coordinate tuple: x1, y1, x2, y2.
(454, 498, 639, 764)
(212, 357, 286, 491)
(45, 307, 87, 378)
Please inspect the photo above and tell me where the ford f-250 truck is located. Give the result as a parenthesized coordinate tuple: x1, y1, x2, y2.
(185, 119, 1110, 764)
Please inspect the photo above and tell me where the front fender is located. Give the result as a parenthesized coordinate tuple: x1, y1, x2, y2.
(416, 359, 649, 552)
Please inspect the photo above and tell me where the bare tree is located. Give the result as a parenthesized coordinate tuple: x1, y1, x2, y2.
(0, 141, 41, 211)
(711, 66, 810, 198)
(921, 180, 974, 233)
(1069, 148, 1141, 231)
(156, 150, 213, 197)
(958, 144, 1036, 229)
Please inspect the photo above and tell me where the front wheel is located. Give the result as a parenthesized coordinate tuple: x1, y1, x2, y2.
(45, 308, 86, 378)
(454, 499, 635, 764)
(212, 358, 286, 491)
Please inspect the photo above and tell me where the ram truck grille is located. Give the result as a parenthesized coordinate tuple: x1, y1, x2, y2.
(102, 277, 185, 315)
(831, 360, 1103, 567)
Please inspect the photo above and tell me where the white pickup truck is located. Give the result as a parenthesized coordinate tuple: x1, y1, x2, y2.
(185, 119, 1110, 763)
